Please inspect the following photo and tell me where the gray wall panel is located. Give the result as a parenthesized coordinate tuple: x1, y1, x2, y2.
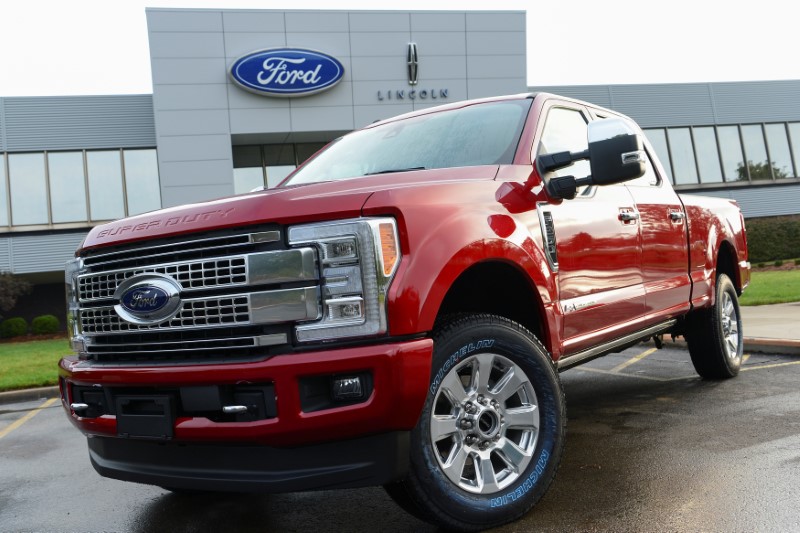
(350, 33, 411, 57)
(158, 134, 232, 162)
(1, 95, 155, 151)
(466, 12, 525, 31)
(411, 32, 467, 55)
(411, 13, 465, 32)
(286, 12, 349, 32)
(467, 55, 525, 79)
(0, 232, 86, 274)
(152, 84, 228, 111)
(149, 33, 225, 59)
(222, 11, 285, 33)
(690, 184, 800, 219)
(609, 84, 714, 128)
(229, 108, 292, 134)
(161, 184, 233, 206)
(158, 159, 235, 186)
(147, 10, 222, 32)
(150, 58, 229, 85)
(0, 239, 10, 272)
(285, 33, 351, 57)
(466, 32, 525, 56)
(710, 80, 800, 124)
(223, 33, 286, 59)
(349, 12, 410, 32)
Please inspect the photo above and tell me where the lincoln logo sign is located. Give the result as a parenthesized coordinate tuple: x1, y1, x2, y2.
(229, 48, 345, 97)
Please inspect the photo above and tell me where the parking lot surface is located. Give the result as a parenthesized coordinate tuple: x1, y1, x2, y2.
(2, 345, 799, 532)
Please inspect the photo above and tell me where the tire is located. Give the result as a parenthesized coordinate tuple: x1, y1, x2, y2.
(685, 273, 743, 379)
(385, 314, 566, 532)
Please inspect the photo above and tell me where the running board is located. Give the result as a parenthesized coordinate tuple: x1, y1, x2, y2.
(556, 319, 677, 372)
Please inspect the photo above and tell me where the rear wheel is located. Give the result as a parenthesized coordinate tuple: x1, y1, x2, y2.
(685, 273, 743, 379)
(385, 314, 565, 532)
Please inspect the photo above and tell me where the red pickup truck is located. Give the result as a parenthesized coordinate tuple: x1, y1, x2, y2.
(59, 93, 749, 531)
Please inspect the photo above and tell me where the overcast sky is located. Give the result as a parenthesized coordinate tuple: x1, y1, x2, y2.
(0, 0, 796, 97)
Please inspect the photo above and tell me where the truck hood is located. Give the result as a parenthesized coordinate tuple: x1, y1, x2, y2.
(81, 166, 498, 251)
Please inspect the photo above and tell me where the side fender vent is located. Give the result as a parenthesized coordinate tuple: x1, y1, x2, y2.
(538, 208, 558, 271)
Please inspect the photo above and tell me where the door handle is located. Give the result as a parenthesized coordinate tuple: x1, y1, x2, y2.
(618, 211, 639, 222)
(669, 210, 685, 221)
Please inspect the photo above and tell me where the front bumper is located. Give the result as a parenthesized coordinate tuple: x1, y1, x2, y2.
(88, 431, 410, 492)
(59, 338, 432, 448)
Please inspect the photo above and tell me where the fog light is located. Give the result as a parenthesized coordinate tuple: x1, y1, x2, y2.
(332, 376, 364, 401)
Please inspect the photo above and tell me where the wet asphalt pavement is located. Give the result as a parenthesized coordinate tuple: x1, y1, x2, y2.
(2, 345, 799, 532)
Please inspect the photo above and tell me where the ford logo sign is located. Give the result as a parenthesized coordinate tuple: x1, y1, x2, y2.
(229, 48, 345, 97)
(113, 274, 182, 325)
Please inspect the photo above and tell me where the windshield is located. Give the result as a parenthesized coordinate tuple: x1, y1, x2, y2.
(283, 99, 532, 186)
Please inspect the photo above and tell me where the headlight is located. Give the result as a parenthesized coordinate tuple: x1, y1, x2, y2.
(64, 257, 86, 355)
(288, 217, 400, 342)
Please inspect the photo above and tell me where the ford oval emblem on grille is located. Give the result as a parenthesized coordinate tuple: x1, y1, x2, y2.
(113, 274, 182, 325)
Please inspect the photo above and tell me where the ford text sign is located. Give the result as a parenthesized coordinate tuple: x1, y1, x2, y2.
(229, 48, 345, 97)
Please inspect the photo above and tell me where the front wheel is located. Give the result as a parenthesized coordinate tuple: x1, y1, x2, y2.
(385, 315, 565, 532)
(685, 273, 743, 379)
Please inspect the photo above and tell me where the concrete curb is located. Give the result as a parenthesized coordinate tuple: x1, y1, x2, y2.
(743, 338, 800, 356)
(0, 386, 59, 406)
(644, 337, 800, 356)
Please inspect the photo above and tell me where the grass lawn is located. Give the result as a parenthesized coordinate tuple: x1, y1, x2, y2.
(740, 269, 800, 306)
(0, 338, 70, 392)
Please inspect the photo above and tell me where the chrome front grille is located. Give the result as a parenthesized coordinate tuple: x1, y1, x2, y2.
(78, 257, 248, 302)
(80, 295, 250, 333)
(71, 228, 321, 364)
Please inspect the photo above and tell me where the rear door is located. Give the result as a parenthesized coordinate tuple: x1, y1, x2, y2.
(624, 144, 692, 319)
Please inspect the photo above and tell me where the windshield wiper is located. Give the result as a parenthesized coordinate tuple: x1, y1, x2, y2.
(364, 166, 427, 176)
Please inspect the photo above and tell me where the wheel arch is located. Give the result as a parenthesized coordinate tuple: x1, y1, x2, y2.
(435, 260, 552, 353)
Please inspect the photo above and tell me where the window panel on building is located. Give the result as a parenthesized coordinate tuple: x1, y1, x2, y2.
(8, 152, 48, 225)
(692, 127, 723, 183)
(764, 124, 794, 178)
(717, 126, 745, 182)
(124, 149, 162, 215)
(87, 150, 125, 220)
(233, 145, 264, 194)
(666, 128, 698, 185)
(644, 129, 673, 183)
(48, 151, 87, 223)
(789, 123, 800, 178)
(264, 144, 297, 188)
(0, 154, 8, 226)
(740, 125, 770, 180)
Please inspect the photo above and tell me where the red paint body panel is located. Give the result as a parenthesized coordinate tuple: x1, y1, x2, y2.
(60, 339, 432, 447)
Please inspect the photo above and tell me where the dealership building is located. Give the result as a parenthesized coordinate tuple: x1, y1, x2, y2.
(1, 8, 799, 319)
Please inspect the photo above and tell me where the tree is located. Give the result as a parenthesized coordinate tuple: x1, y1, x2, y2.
(0, 272, 31, 318)
(736, 160, 789, 181)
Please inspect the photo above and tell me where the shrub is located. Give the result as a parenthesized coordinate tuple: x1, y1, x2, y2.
(757, 263, 765, 269)
(795, 259, 800, 267)
(746, 215, 800, 263)
(774, 260, 784, 267)
(31, 314, 60, 335)
(0, 272, 31, 318)
(0, 317, 28, 338)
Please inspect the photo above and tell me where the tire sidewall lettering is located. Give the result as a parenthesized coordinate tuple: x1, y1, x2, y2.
(490, 446, 551, 508)
(429, 339, 495, 395)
